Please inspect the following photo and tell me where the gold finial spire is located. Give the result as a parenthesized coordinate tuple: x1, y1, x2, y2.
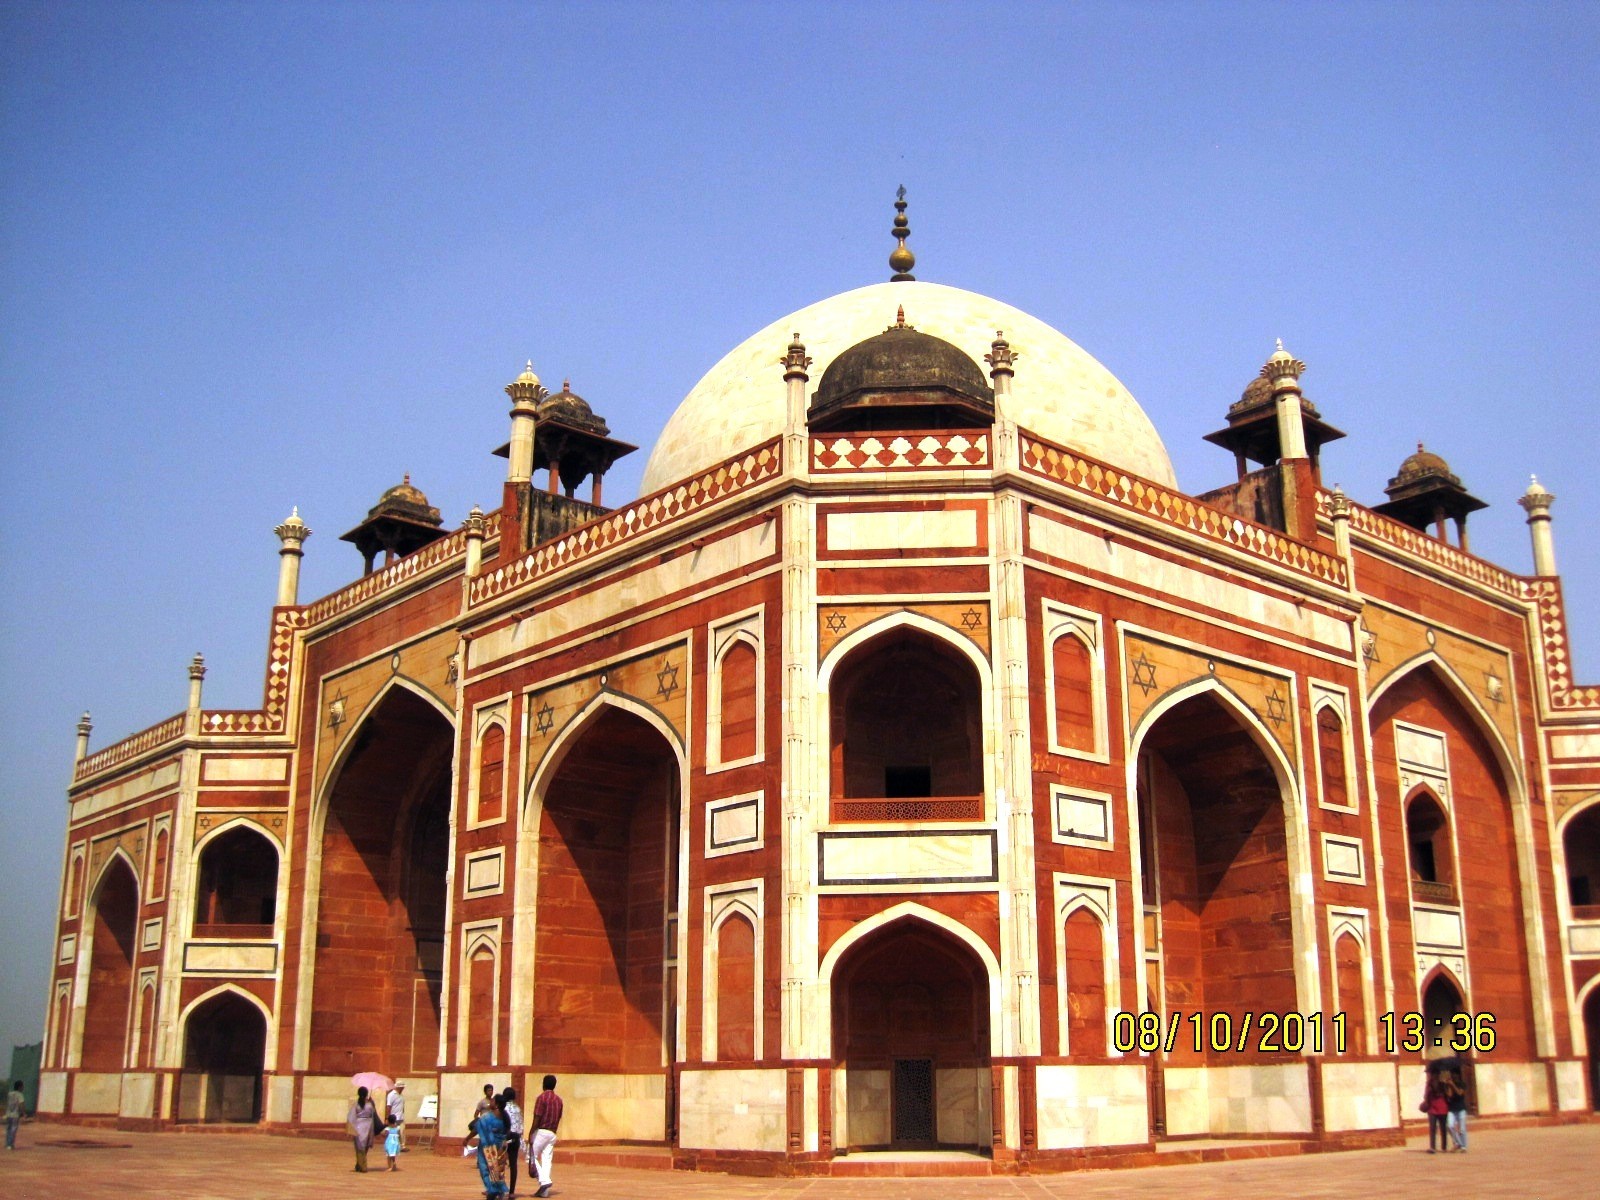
(889, 186, 915, 281)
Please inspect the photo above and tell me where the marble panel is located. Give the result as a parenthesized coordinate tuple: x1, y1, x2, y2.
(37, 1072, 67, 1115)
(819, 830, 997, 886)
(301, 1074, 358, 1125)
(843, 1068, 890, 1148)
(1474, 1061, 1549, 1115)
(71, 1072, 122, 1115)
(1554, 1060, 1587, 1111)
(118, 1072, 156, 1118)
(267, 1075, 295, 1123)
(678, 1068, 787, 1152)
(182, 941, 278, 975)
(1034, 1063, 1148, 1148)
(1320, 1061, 1399, 1131)
(935, 1067, 990, 1146)
(826, 508, 978, 553)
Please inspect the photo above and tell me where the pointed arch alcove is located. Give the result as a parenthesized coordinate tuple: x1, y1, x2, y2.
(307, 682, 454, 1076)
(80, 853, 141, 1071)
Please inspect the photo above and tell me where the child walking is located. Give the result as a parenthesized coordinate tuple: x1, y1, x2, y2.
(383, 1113, 403, 1171)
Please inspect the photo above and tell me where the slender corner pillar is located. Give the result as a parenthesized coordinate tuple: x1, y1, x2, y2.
(989, 332, 1041, 1064)
(778, 334, 822, 1071)
(782, 332, 812, 477)
(273, 508, 311, 606)
(185, 653, 206, 735)
(505, 362, 540, 485)
(463, 505, 486, 578)
(1518, 476, 1558, 576)
(74, 712, 92, 762)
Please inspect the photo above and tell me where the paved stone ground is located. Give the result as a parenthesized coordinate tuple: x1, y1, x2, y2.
(0, 1123, 1595, 1199)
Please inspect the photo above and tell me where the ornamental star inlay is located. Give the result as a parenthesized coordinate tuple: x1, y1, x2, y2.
(656, 659, 680, 701)
(1485, 672, 1505, 707)
(1130, 652, 1158, 698)
(824, 610, 847, 634)
(534, 702, 555, 736)
(1264, 689, 1288, 727)
(960, 607, 983, 631)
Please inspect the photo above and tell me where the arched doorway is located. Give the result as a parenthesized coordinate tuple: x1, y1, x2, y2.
(178, 991, 266, 1123)
(1565, 804, 1600, 914)
(532, 704, 680, 1139)
(1137, 691, 1298, 1057)
(81, 857, 140, 1071)
(310, 685, 453, 1076)
(1422, 971, 1466, 1049)
(831, 917, 991, 1151)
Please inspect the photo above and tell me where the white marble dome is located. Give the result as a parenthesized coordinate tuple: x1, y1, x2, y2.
(640, 280, 1176, 494)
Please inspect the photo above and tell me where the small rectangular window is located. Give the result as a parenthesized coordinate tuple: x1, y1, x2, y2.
(884, 765, 932, 797)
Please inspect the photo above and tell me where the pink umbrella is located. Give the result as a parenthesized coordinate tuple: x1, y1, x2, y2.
(350, 1071, 392, 1094)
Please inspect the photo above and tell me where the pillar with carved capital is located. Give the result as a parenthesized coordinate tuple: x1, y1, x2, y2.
(274, 507, 311, 606)
(74, 712, 92, 762)
(1328, 485, 1352, 560)
(463, 505, 487, 577)
(186, 653, 206, 734)
(1518, 476, 1558, 576)
(505, 361, 541, 484)
(781, 332, 812, 473)
(987, 331, 1019, 472)
(1264, 340, 1309, 461)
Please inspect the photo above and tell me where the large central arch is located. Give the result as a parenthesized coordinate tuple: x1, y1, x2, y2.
(1134, 687, 1303, 1060)
(80, 855, 140, 1071)
(515, 695, 684, 1143)
(308, 683, 454, 1076)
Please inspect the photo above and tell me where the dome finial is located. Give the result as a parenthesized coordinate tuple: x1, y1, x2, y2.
(889, 186, 916, 282)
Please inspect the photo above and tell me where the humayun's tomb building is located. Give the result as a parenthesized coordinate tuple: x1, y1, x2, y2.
(38, 198, 1600, 1171)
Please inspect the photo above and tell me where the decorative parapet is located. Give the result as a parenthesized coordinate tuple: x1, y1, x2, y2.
(302, 512, 501, 627)
(1522, 579, 1600, 712)
(469, 440, 783, 609)
(1021, 433, 1347, 587)
(73, 712, 186, 782)
(1322, 491, 1521, 596)
(811, 431, 989, 472)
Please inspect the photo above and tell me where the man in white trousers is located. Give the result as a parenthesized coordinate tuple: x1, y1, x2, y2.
(525, 1074, 563, 1198)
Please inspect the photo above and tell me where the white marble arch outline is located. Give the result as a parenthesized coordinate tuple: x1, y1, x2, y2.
(1367, 652, 1556, 1058)
(179, 979, 273, 1075)
(68, 844, 143, 1070)
(1125, 675, 1321, 1025)
(816, 900, 1004, 1059)
(1326, 908, 1377, 1054)
(293, 675, 457, 1071)
(702, 880, 764, 1062)
(508, 689, 691, 1067)
(1053, 875, 1120, 1057)
(815, 608, 998, 818)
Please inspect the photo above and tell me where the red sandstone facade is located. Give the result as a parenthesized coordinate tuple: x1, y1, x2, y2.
(39, 271, 1600, 1171)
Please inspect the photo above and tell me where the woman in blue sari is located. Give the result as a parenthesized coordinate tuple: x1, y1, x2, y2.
(473, 1093, 511, 1197)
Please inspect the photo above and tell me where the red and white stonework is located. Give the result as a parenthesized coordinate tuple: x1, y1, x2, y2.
(38, 256, 1600, 1170)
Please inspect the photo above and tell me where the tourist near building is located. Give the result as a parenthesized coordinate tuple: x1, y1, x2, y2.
(39, 197, 1600, 1171)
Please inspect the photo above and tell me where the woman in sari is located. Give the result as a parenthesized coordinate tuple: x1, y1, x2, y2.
(347, 1085, 381, 1172)
(473, 1092, 511, 1198)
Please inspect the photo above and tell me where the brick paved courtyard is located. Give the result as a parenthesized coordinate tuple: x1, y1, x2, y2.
(0, 1123, 1595, 1200)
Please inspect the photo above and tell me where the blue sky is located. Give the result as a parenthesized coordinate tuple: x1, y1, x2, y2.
(2, 1, 1595, 1052)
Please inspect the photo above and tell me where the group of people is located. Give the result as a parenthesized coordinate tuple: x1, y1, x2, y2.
(345, 1080, 407, 1172)
(468, 1075, 563, 1199)
(1420, 1068, 1469, 1153)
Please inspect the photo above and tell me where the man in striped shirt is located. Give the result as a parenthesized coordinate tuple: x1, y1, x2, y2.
(526, 1075, 563, 1198)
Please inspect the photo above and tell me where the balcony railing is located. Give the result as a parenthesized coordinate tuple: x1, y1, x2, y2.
(1411, 879, 1456, 904)
(830, 795, 984, 823)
